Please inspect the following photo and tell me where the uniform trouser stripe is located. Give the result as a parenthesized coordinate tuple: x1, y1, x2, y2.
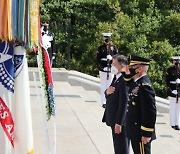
(139, 142, 145, 154)
(142, 142, 145, 154)
(139, 143, 142, 154)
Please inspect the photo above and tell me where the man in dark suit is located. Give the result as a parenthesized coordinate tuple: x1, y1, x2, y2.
(102, 54, 129, 154)
(126, 55, 157, 154)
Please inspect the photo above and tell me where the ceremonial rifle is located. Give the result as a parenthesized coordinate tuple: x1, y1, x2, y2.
(106, 42, 111, 80)
(176, 60, 180, 103)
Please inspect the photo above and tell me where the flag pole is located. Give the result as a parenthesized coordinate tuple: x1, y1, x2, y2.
(33, 68, 51, 154)
(52, 116, 57, 154)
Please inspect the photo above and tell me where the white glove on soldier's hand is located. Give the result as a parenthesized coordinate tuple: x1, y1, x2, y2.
(172, 90, 177, 95)
(176, 78, 180, 84)
(107, 55, 112, 60)
(103, 67, 108, 71)
(52, 56, 55, 60)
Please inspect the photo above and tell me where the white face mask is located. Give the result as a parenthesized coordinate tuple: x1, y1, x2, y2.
(111, 65, 118, 75)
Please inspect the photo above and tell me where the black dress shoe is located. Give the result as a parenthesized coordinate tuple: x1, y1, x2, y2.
(175, 125, 180, 130)
(171, 126, 176, 130)
(102, 104, 106, 108)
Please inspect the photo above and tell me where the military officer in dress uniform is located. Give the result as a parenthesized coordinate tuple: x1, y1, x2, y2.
(97, 32, 118, 108)
(126, 55, 157, 154)
(41, 23, 56, 66)
(165, 55, 180, 130)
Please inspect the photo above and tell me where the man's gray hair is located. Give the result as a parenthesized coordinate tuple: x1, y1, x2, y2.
(142, 65, 149, 73)
(113, 54, 128, 65)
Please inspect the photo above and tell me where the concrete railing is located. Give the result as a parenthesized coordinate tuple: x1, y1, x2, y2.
(29, 67, 169, 113)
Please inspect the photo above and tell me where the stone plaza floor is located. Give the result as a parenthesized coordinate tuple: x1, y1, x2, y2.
(29, 69, 180, 154)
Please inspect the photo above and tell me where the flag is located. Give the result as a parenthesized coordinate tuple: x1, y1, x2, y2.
(0, 41, 15, 154)
(0, 42, 34, 154)
(29, 0, 40, 49)
(13, 45, 34, 154)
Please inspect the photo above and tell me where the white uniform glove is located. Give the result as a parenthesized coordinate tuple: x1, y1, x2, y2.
(52, 56, 55, 60)
(176, 78, 180, 84)
(107, 55, 112, 60)
(172, 90, 177, 95)
(103, 67, 108, 71)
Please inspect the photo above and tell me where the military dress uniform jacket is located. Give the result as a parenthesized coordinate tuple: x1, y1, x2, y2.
(165, 66, 180, 97)
(126, 75, 157, 141)
(102, 75, 129, 127)
(42, 31, 56, 61)
(97, 43, 118, 72)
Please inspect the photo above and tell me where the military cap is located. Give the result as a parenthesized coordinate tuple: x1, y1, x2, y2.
(129, 54, 151, 66)
(41, 22, 49, 26)
(172, 55, 180, 61)
(102, 32, 112, 37)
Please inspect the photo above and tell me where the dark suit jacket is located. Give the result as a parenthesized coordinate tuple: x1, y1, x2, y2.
(126, 75, 157, 141)
(102, 75, 129, 127)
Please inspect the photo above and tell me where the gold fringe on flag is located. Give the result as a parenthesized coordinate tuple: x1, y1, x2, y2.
(29, 0, 40, 49)
(0, 0, 12, 41)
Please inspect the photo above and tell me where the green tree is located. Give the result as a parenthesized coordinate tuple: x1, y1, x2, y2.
(149, 40, 177, 97)
(29, 0, 180, 98)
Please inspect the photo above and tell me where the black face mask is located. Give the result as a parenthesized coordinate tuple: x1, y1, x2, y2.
(43, 26, 48, 32)
(104, 37, 110, 43)
(122, 73, 134, 80)
(104, 39, 109, 43)
(129, 68, 138, 78)
(175, 62, 179, 66)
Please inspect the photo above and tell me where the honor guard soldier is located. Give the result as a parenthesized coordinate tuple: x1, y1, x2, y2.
(126, 55, 157, 154)
(97, 32, 118, 108)
(41, 23, 56, 66)
(165, 55, 180, 130)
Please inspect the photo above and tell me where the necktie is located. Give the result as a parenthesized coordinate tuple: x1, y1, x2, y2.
(111, 75, 117, 84)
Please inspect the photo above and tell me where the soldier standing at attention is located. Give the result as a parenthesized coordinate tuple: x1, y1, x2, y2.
(165, 55, 180, 130)
(126, 55, 157, 154)
(97, 33, 118, 108)
(41, 23, 56, 66)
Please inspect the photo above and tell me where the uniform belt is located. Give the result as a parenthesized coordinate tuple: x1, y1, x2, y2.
(101, 58, 107, 61)
(170, 81, 176, 84)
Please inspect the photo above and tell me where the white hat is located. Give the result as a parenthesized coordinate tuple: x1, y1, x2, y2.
(42, 22, 49, 26)
(102, 32, 112, 37)
(172, 55, 180, 60)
